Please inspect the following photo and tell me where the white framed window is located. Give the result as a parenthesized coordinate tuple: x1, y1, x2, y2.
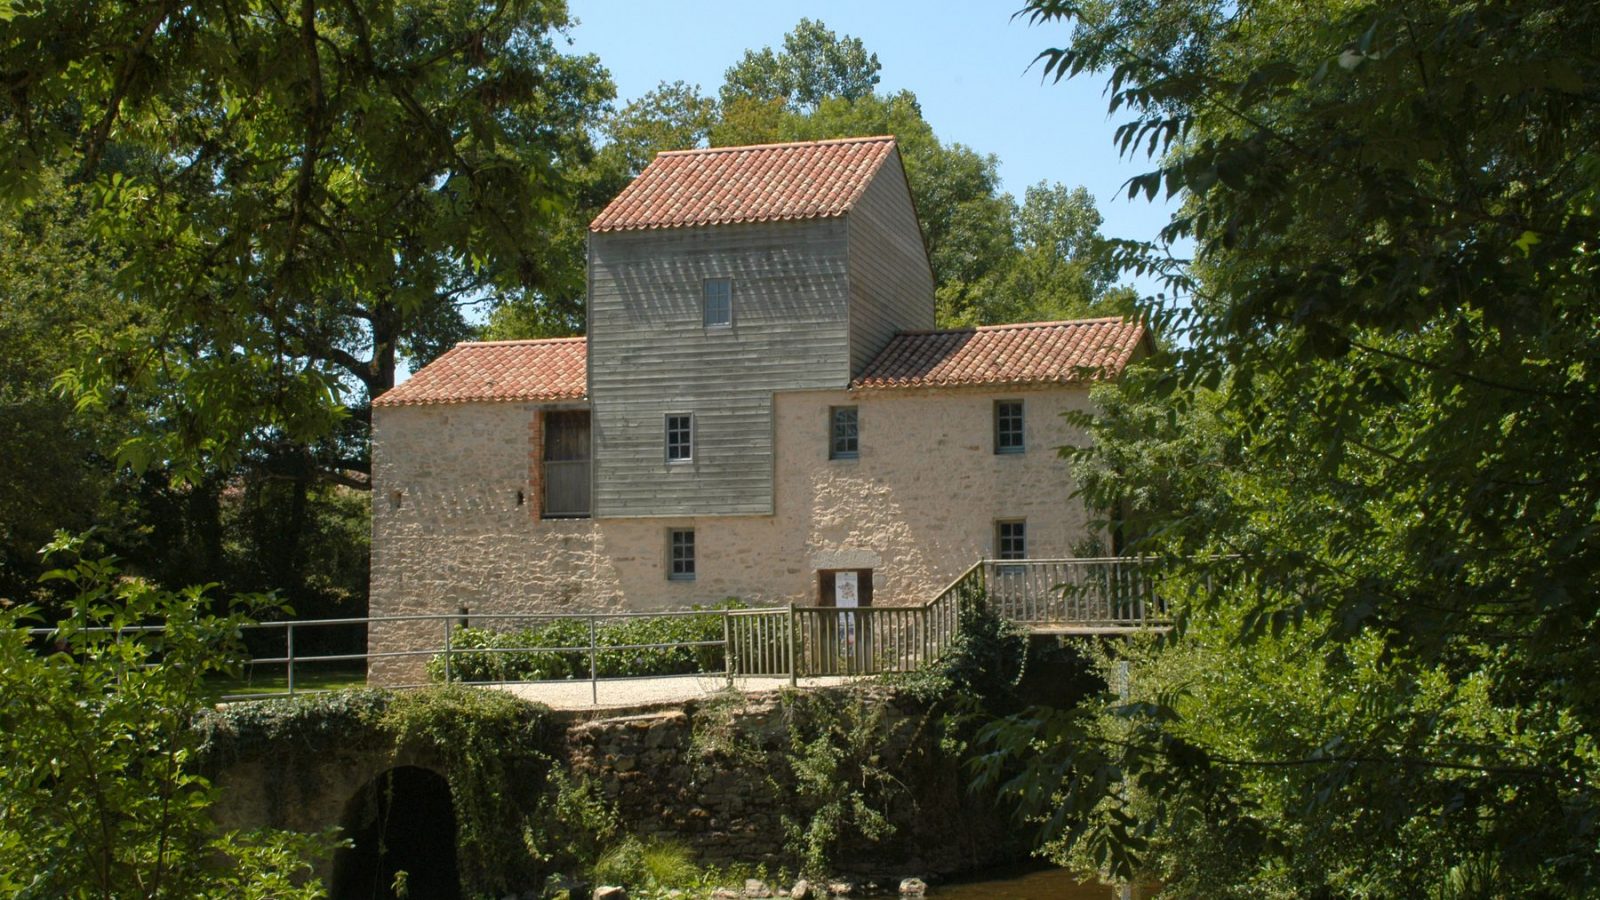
(665, 413, 693, 462)
(995, 400, 1024, 454)
(996, 519, 1027, 561)
(829, 406, 859, 460)
(668, 528, 696, 580)
(703, 278, 732, 327)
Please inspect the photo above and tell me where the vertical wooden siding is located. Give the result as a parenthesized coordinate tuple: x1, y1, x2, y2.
(588, 218, 854, 517)
(846, 149, 936, 374)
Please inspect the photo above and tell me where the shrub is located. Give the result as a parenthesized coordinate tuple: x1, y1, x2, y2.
(0, 535, 328, 898)
(592, 837, 702, 892)
(427, 600, 746, 683)
(891, 597, 1028, 710)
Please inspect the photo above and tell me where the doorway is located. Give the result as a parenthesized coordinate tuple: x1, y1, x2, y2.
(815, 568, 874, 674)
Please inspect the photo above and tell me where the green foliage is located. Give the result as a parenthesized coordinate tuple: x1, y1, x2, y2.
(891, 598, 1029, 711)
(1, 0, 614, 480)
(380, 686, 556, 896)
(721, 18, 881, 111)
(527, 769, 623, 879)
(195, 688, 394, 765)
(592, 837, 702, 894)
(993, 0, 1600, 893)
(427, 600, 746, 683)
(776, 692, 908, 878)
(687, 689, 915, 879)
(0, 169, 128, 604)
(0, 535, 327, 897)
(201, 683, 565, 898)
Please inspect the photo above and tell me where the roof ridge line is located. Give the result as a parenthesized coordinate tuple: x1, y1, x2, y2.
(456, 336, 586, 347)
(888, 316, 1131, 337)
(655, 135, 896, 157)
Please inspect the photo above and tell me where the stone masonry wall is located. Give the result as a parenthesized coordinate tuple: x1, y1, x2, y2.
(561, 687, 1012, 879)
(370, 386, 1098, 681)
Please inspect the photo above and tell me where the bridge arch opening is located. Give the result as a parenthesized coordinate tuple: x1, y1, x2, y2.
(329, 765, 461, 900)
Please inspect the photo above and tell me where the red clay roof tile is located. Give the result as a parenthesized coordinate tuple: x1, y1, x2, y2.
(380, 319, 1144, 408)
(371, 338, 586, 407)
(851, 318, 1147, 390)
(589, 136, 898, 232)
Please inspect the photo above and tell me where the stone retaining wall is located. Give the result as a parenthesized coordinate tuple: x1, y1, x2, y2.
(560, 687, 1014, 879)
(208, 687, 1016, 887)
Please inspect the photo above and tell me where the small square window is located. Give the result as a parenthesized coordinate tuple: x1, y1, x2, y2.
(995, 400, 1024, 454)
(830, 406, 859, 460)
(703, 278, 732, 327)
(666, 414, 693, 462)
(668, 529, 696, 580)
(996, 520, 1027, 561)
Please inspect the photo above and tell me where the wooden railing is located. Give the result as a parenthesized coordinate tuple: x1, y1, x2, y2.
(726, 563, 986, 679)
(983, 557, 1168, 629)
(166, 559, 1166, 701)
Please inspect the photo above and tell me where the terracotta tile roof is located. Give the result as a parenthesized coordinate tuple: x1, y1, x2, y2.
(590, 136, 898, 232)
(372, 338, 587, 407)
(851, 318, 1147, 390)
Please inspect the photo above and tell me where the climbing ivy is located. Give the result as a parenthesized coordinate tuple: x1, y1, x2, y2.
(379, 687, 555, 896)
(199, 686, 571, 898)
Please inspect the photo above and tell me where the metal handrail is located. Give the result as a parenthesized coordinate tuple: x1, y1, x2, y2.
(26, 557, 1169, 702)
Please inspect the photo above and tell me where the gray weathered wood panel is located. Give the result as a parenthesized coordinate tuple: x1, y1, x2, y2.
(846, 149, 936, 374)
(588, 218, 854, 517)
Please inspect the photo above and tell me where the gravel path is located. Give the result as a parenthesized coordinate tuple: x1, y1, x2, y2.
(496, 673, 856, 711)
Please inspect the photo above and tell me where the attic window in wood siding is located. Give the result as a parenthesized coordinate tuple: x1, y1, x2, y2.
(703, 278, 732, 328)
(666, 413, 694, 462)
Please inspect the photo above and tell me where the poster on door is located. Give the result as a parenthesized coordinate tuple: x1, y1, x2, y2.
(836, 571, 859, 650)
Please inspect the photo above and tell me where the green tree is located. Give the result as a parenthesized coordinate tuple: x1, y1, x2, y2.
(983, 0, 1600, 893)
(713, 21, 1132, 327)
(598, 80, 719, 179)
(996, 182, 1136, 321)
(0, 171, 123, 602)
(1, 0, 614, 483)
(0, 536, 328, 896)
(721, 17, 881, 111)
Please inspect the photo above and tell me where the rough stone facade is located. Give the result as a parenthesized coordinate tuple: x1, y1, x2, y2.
(562, 688, 1012, 879)
(206, 687, 1014, 888)
(369, 384, 1099, 681)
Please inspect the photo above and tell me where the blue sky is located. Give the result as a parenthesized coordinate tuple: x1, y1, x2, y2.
(564, 0, 1182, 279)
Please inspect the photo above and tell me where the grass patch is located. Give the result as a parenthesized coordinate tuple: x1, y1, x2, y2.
(205, 660, 367, 700)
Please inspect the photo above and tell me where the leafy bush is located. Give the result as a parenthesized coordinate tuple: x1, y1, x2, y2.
(427, 599, 746, 683)
(778, 691, 907, 878)
(891, 597, 1028, 710)
(195, 688, 392, 765)
(0, 535, 328, 898)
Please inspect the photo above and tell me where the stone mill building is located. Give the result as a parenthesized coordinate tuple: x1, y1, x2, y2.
(368, 135, 1149, 674)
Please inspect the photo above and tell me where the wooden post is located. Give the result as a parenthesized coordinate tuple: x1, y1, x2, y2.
(723, 611, 733, 688)
(788, 602, 798, 686)
(588, 617, 598, 706)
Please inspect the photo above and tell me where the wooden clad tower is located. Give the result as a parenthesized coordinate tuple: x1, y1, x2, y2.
(585, 136, 934, 518)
